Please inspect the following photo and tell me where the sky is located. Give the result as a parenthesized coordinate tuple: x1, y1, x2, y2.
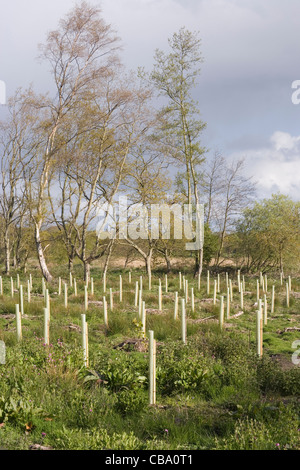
(0, 0, 300, 201)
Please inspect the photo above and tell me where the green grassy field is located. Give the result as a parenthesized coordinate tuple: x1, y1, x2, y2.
(0, 266, 299, 450)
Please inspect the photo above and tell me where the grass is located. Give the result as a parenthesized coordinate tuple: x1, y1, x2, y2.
(0, 266, 299, 450)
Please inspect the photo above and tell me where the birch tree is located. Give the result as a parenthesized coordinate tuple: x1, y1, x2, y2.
(48, 71, 152, 282)
(150, 27, 206, 278)
(121, 145, 171, 280)
(26, 1, 121, 281)
(0, 90, 37, 274)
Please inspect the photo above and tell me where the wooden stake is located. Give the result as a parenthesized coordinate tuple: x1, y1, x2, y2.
(140, 275, 143, 293)
(271, 285, 275, 314)
(286, 282, 289, 307)
(134, 281, 139, 307)
(91, 277, 94, 296)
(74, 279, 77, 296)
(191, 288, 194, 313)
(138, 289, 142, 318)
(142, 301, 146, 337)
(158, 284, 162, 311)
(0, 276, 2, 296)
(27, 280, 31, 303)
(207, 271, 210, 295)
(153, 338, 156, 404)
(19, 285, 24, 316)
(44, 307, 49, 346)
(58, 277, 61, 296)
(45, 288, 50, 321)
(103, 272, 106, 293)
(15, 304, 22, 342)
(258, 300, 263, 357)
(213, 280, 217, 305)
(185, 279, 188, 303)
(119, 275, 123, 302)
(256, 309, 262, 357)
(109, 288, 113, 311)
(81, 314, 88, 367)
(103, 296, 108, 329)
(219, 296, 224, 330)
(86, 322, 89, 367)
(181, 298, 186, 344)
(174, 291, 178, 320)
(64, 283, 68, 309)
(149, 330, 156, 405)
(84, 285, 88, 311)
(226, 287, 230, 320)
(263, 293, 267, 325)
(10, 277, 14, 298)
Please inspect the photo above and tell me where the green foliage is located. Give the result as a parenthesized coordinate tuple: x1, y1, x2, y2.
(236, 194, 300, 272)
(215, 404, 300, 450)
(257, 356, 300, 396)
(157, 341, 217, 395)
(203, 224, 219, 265)
(93, 350, 147, 393)
(52, 426, 143, 450)
(114, 389, 147, 415)
(0, 268, 299, 450)
(0, 394, 44, 430)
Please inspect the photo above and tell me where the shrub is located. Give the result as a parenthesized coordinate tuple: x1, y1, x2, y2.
(156, 341, 217, 395)
(215, 404, 300, 450)
(93, 350, 147, 392)
(114, 388, 147, 415)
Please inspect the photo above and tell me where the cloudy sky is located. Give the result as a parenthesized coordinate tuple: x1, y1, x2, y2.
(1, 0, 300, 200)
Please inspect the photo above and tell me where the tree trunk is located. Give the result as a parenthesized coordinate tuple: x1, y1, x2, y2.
(103, 240, 115, 278)
(23, 251, 29, 273)
(68, 254, 74, 273)
(145, 250, 152, 280)
(216, 229, 226, 267)
(84, 260, 90, 283)
(194, 248, 203, 278)
(35, 223, 53, 282)
(164, 249, 171, 273)
(4, 229, 10, 275)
